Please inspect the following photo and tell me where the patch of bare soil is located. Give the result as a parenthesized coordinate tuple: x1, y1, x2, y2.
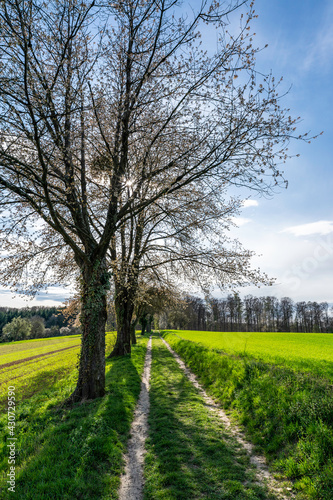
(161, 336, 295, 500)
(119, 336, 152, 500)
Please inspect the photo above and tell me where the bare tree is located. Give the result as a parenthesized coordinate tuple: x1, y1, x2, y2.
(0, 0, 309, 401)
(108, 180, 269, 355)
(280, 297, 294, 331)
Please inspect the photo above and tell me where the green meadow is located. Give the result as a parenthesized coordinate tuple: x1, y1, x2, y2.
(162, 330, 333, 500)
(166, 330, 333, 380)
(0, 334, 116, 409)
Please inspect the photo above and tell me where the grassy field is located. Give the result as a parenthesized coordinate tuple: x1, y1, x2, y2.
(144, 336, 277, 499)
(162, 330, 333, 500)
(0, 333, 116, 409)
(0, 333, 148, 499)
(2, 330, 332, 499)
(166, 330, 333, 380)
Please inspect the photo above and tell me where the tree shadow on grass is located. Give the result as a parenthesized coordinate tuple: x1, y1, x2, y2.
(0, 365, 77, 411)
(144, 341, 278, 500)
(0, 345, 146, 500)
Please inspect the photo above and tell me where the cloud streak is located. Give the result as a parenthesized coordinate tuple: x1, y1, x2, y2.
(303, 2, 333, 71)
(283, 220, 333, 237)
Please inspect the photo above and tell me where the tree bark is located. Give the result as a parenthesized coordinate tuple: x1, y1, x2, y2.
(108, 287, 134, 357)
(68, 261, 109, 402)
(140, 313, 148, 335)
(130, 320, 137, 345)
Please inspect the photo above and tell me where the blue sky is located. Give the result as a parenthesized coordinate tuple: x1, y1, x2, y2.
(1, 0, 332, 307)
(226, 0, 333, 303)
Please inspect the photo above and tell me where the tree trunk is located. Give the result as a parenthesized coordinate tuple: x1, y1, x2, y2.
(146, 316, 152, 333)
(140, 312, 148, 335)
(130, 320, 137, 345)
(109, 287, 134, 357)
(68, 261, 109, 403)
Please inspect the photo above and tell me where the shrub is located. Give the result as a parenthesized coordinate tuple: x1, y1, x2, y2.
(2, 316, 32, 342)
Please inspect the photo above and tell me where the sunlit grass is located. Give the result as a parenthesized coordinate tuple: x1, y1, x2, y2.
(162, 331, 333, 500)
(0, 335, 80, 364)
(164, 330, 333, 380)
(0, 333, 116, 409)
(0, 335, 148, 499)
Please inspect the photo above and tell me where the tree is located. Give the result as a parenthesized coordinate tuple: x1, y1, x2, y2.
(29, 315, 46, 339)
(0, 0, 309, 401)
(280, 297, 294, 331)
(108, 179, 269, 355)
(2, 316, 32, 342)
(134, 282, 182, 336)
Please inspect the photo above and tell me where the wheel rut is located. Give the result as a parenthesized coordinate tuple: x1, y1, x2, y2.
(118, 336, 152, 500)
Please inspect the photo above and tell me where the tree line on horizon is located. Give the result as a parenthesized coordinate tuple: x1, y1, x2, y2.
(1, 291, 331, 344)
(158, 294, 333, 334)
(0, 306, 77, 342)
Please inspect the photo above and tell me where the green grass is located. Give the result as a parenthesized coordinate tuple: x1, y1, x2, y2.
(0, 333, 116, 408)
(0, 335, 148, 499)
(163, 330, 333, 381)
(144, 336, 278, 500)
(162, 331, 333, 500)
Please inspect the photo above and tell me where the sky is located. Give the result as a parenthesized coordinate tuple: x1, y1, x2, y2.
(227, 0, 333, 303)
(1, 0, 332, 308)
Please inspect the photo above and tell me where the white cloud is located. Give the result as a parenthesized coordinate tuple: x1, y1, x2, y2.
(231, 217, 251, 226)
(224, 227, 333, 302)
(46, 286, 72, 296)
(283, 220, 333, 237)
(242, 199, 259, 208)
(0, 291, 65, 308)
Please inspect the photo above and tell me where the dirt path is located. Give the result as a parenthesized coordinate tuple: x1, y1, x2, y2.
(119, 336, 152, 500)
(161, 336, 294, 500)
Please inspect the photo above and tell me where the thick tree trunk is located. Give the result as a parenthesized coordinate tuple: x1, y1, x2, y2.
(109, 287, 134, 357)
(68, 261, 109, 402)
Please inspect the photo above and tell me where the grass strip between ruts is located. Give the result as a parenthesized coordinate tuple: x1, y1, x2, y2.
(143, 335, 277, 500)
(0, 335, 148, 499)
(162, 332, 333, 500)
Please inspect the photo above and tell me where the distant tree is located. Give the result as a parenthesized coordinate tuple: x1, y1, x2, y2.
(244, 295, 255, 331)
(2, 316, 32, 342)
(167, 310, 190, 330)
(60, 327, 71, 336)
(45, 313, 66, 330)
(262, 296, 279, 331)
(29, 316, 45, 339)
(279, 297, 294, 331)
(134, 283, 182, 337)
